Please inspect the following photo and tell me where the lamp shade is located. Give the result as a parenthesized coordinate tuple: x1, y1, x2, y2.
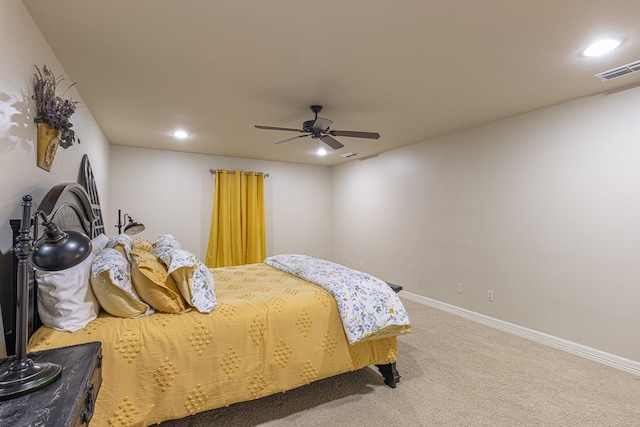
(117, 210, 145, 235)
(124, 221, 145, 235)
(31, 229, 92, 271)
(0, 198, 92, 401)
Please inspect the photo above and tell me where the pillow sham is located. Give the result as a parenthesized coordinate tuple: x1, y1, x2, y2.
(35, 233, 109, 332)
(90, 247, 153, 318)
(132, 237, 154, 252)
(155, 234, 180, 249)
(130, 248, 188, 313)
(151, 238, 216, 313)
(106, 234, 133, 260)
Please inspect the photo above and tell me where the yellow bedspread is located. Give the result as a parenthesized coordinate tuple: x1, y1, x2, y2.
(28, 263, 398, 427)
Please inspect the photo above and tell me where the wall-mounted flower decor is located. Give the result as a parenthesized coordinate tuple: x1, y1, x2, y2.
(32, 65, 80, 170)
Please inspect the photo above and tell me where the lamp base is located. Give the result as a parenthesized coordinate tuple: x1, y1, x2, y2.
(0, 357, 62, 401)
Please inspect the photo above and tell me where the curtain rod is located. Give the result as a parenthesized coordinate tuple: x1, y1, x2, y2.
(209, 169, 269, 177)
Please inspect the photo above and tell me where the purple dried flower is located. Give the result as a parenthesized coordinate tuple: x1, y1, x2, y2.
(33, 65, 81, 148)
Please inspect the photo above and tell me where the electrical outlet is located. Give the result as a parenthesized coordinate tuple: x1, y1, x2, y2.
(457, 283, 464, 294)
(487, 290, 494, 302)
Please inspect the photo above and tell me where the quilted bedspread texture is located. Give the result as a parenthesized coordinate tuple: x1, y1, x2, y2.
(28, 262, 398, 427)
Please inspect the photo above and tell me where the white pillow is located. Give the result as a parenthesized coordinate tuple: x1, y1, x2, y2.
(35, 233, 108, 332)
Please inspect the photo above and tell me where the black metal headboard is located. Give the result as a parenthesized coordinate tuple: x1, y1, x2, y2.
(4, 159, 102, 356)
(78, 155, 105, 237)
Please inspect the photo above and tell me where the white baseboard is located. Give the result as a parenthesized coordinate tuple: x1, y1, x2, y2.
(400, 291, 640, 377)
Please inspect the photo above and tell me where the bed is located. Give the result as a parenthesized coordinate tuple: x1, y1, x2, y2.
(4, 157, 410, 426)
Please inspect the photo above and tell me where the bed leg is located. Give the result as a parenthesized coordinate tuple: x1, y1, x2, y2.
(375, 362, 400, 388)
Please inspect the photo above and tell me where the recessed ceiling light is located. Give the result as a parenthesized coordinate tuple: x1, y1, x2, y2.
(583, 39, 622, 57)
(172, 130, 189, 139)
(316, 147, 328, 156)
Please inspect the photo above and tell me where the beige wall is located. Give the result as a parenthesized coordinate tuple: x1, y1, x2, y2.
(0, 0, 111, 356)
(108, 145, 332, 260)
(4, 0, 640, 367)
(331, 85, 640, 362)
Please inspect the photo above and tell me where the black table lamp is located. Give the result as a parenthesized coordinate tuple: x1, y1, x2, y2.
(116, 209, 145, 235)
(0, 195, 92, 400)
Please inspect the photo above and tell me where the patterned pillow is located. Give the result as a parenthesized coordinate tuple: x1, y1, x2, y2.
(90, 248, 153, 318)
(106, 234, 133, 260)
(130, 248, 188, 314)
(151, 238, 216, 313)
(155, 234, 180, 248)
(35, 233, 108, 332)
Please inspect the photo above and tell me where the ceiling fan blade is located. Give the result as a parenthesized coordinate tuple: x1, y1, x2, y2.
(275, 134, 311, 144)
(255, 125, 305, 132)
(320, 135, 344, 150)
(312, 117, 333, 132)
(329, 130, 381, 139)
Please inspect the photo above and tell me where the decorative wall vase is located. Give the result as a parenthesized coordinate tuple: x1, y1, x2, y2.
(36, 122, 59, 172)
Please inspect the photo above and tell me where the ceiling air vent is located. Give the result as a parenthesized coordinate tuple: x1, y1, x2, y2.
(595, 60, 640, 81)
(340, 152, 359, 158)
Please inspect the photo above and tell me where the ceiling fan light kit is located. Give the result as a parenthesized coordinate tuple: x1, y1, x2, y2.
(255, 105, 380, 152)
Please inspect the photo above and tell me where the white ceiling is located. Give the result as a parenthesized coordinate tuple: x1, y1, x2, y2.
(23, 0, 640, 166)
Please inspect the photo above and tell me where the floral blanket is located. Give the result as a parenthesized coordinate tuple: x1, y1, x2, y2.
(263, 254, 411, 344)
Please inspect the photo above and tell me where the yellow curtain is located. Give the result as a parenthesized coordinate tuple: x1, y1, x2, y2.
(205, 169, 266, 267)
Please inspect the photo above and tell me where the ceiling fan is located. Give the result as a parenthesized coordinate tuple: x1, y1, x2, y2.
(255, 105, 380, 150)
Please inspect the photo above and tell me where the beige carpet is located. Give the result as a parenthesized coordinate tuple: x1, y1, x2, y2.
(159, 297, 640, 426)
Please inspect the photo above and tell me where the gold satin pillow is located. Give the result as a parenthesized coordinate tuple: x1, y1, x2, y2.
(132, 237, 154, 252)
(150, 235, 216, 313)
(130, 249, 188, 314)
(90, 248, 152, 318)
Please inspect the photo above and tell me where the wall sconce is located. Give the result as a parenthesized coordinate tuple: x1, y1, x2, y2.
(116, 209, 145, 235)
(0, 195, 92, 400)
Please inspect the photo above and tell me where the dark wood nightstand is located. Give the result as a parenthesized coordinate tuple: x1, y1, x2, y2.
(0, 342, 102, 426)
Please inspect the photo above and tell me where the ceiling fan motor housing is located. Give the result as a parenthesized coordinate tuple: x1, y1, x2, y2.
(303, 120, 317, 133)
(255, 104, 379, 148)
